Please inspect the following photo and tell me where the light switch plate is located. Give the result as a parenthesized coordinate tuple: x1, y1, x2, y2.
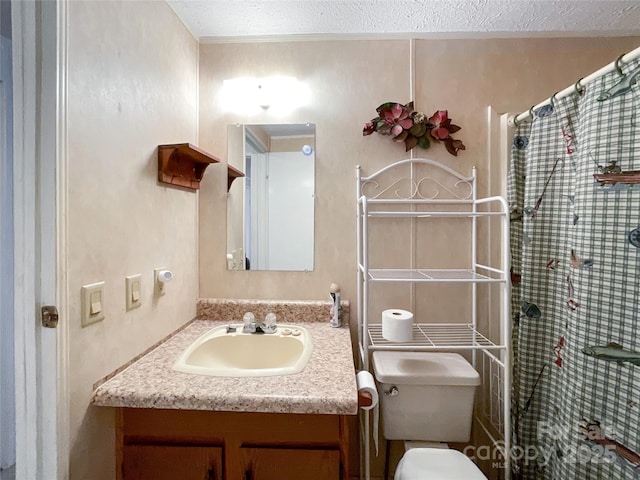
(81, 281, 106, 327)
(125, 274, 142, 311)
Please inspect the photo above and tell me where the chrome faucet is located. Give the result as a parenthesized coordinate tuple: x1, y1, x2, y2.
(242, 312, 277, 334)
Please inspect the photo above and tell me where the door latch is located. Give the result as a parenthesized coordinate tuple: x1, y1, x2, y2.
(41, 305, 59, 328)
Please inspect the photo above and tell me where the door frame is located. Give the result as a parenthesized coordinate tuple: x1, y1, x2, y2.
(0, 17, 15, 474)
(12, 0, 69, 478)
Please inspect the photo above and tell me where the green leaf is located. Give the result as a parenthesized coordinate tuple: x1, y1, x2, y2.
(409, 123, 427, 137)
(416, 135, 431, 150)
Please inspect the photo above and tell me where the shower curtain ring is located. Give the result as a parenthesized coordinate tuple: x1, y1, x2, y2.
(574, 78, 584, 95)
(528, 105, 535, 120)
(512, 114, 521, 127)
(614, 53, 625, 76)
(550, 92, 559, 109)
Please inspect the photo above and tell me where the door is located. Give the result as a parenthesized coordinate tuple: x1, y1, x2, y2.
(266, 151, 314, 271)
(240, 448, 340, 480)
(123, 445, 222, 480)
(12, 1, 66, 479)
(248, 151, 267, 269)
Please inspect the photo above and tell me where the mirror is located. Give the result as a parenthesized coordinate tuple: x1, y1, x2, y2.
(227, 123, 315, 271)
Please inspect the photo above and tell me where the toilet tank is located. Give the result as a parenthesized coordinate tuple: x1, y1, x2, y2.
(372, 351, 480, 442)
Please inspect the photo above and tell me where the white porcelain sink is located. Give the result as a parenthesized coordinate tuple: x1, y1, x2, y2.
(172, 324, 313, 377)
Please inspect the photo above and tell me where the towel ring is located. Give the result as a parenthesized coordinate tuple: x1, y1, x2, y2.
(614, 53, 625, 76)
(574, 78, 584, 95)
(549, 92, 559, 110)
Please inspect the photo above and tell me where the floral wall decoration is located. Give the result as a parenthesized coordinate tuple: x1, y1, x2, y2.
(363, 101, 466, 156)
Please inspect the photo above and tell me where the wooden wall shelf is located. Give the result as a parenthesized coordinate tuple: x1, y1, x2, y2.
(158, 143, 221, 190)
(226, 164, 245, 191)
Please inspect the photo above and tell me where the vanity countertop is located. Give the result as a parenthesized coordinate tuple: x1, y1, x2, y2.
(91, 319, 358, 415)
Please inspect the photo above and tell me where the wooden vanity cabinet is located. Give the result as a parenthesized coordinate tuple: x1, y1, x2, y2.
(117, 408, 350, 480)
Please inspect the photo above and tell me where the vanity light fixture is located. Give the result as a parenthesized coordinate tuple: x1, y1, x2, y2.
(220, 76, 310, 114)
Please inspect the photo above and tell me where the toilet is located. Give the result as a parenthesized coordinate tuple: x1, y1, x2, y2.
(394, 448, 486, 479)
(372, 351, 486, 480)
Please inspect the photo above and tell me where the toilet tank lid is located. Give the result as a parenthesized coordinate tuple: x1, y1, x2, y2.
(372, 352, 480, 386)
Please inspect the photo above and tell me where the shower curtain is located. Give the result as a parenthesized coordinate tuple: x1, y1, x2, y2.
(508, 56, 640, 480)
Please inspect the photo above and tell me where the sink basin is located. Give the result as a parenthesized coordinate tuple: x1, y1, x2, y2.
(172, 324, 313, 377)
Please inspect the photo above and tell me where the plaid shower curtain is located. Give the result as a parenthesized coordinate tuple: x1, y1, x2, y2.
(508, 56, 640, 480)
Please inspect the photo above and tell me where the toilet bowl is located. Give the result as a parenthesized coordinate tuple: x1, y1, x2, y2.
(394, 448, 487, 480)
(372, 351, 484, 479)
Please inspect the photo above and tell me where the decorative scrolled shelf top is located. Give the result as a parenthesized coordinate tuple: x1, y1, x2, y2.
(358, 158, 474, 201)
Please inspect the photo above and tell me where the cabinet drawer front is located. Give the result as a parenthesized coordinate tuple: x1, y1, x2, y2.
(123, 445, 222, 480)
(122, 409, 342, 444)
(241, 447, 340, 480)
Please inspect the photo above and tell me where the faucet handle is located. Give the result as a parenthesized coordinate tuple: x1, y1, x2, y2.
(265, 312, 277, 327)
(242, 312, 256, 333)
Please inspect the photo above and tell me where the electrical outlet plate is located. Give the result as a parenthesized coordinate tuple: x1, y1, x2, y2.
(81, 281, 106, 327)
(125, 274, 142, 311)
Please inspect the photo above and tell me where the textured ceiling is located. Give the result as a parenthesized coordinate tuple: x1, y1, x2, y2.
(167, 0, 640, 42)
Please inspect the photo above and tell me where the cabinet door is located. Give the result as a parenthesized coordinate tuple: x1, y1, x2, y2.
(240, 447, 340, 480)
(122, 444, 222, 480)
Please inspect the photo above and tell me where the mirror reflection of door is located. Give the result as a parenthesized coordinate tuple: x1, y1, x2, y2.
(264, 148, 314, 270)
(226, 124, 315, 271)
(245, 133, 267, 270)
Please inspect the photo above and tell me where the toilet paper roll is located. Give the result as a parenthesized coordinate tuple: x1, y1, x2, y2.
(382, 309, 414, 342)
(356, 370, 378, 411)
(357, 370, 380, 456)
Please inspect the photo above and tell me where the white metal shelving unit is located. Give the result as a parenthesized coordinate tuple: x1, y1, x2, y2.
(356, 158, 511, 480)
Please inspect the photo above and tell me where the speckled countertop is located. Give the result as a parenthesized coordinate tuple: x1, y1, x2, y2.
(91, 299, 358, 415)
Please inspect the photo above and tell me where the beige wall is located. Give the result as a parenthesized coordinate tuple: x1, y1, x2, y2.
(66, 2, 198, 479)
(270, 135, 315, 152)
(199, 40, 411, 302)
(198, 37, 640, 309)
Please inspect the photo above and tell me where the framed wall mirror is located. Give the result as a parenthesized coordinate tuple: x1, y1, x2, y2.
(227, 123, 315, 271)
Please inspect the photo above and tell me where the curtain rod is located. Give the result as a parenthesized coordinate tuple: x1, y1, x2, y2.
(509, 45, 640, 127)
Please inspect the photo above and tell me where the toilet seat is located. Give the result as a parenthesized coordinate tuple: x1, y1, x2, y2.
(394, 448, 487, 480)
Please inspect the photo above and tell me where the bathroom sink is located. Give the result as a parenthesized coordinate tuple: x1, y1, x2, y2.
(172, 324, 313, 377)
